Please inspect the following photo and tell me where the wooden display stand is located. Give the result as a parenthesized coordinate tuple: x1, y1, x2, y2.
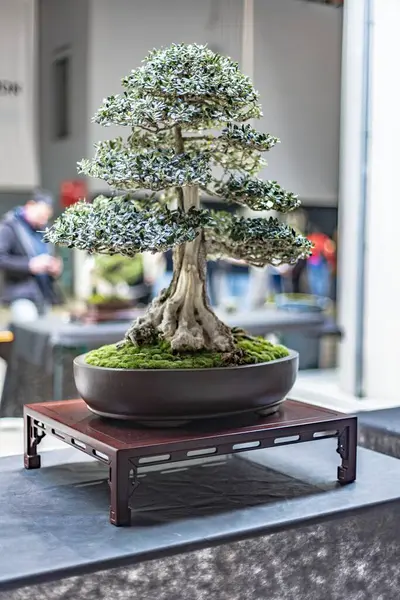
(24, 399, 357, 526)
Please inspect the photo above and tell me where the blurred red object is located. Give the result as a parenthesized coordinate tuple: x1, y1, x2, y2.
(60, 180, 87, 207)
(308, 233, 336, 267)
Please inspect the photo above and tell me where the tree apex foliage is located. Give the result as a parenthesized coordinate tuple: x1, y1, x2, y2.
(94, 43, 262, 129)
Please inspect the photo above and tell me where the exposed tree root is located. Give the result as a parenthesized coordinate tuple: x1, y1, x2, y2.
(124, 185, 235, 353)
(125, 235, 234, 352)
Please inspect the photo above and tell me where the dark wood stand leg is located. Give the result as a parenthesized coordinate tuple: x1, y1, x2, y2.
(24, 414, 43, 469)
(337, 419, 357, 484)
(109, 455, 133, 526)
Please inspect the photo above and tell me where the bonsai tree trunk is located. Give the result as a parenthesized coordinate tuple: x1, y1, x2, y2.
(125, 185, 234, 352)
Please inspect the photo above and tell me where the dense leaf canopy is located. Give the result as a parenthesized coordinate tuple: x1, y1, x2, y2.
(80, 147, 211, 191)
(79, 43, 289, 205)
(220, 124, 279, 152)
(48, 43, 312, 264)
(214, 175, 300, 212)
(94, 44, 262, 130)
(206, 213, 313, 267)
(44, 196, 211, 256)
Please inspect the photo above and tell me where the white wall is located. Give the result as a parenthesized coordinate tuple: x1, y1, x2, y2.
(0, 0, 38, 192)
(254, 0, 342, 206)
(337, 0, 366, 396)
(87, 0, 243, 193)
(38, 0, 89, 207)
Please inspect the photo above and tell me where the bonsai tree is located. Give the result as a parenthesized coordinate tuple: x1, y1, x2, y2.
(46, 43, 311, 361)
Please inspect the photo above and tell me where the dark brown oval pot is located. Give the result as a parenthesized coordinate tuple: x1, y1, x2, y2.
(73, 350, 299, 424)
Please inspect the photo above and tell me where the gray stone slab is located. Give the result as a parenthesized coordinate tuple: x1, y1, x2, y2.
(3, 503, 399, 600)
(1, 439, 400, 593)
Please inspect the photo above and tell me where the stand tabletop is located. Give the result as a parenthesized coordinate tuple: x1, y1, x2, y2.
(24, 399, 350, 453)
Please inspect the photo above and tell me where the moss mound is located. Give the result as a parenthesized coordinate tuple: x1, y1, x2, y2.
(85, 332, 289, 370)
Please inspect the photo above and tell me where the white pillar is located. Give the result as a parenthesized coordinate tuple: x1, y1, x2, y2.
(339, 0, 400, 402)
(362, 0, 400, 401)
(337, 0, 369, 396)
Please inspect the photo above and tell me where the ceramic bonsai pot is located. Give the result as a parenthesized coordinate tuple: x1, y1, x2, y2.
(73, 350, 299, 425)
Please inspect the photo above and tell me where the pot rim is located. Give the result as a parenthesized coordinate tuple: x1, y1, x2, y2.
(74, 348, 299, 374)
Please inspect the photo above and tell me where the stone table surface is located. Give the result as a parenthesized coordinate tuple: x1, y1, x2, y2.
(1, 440, 400, 592)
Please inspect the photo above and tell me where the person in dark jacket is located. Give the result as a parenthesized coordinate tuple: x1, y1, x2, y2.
(0, 190, 63, 322)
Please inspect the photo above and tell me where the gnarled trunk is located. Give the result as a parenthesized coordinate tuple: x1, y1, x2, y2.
(125, 186, 234, 352)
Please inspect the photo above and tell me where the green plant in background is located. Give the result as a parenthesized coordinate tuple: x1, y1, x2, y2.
(45, 43, 311, 362)
(86, 294, 124, 306)
(93, 255, 144, 287)
(87, 255, 144, 305)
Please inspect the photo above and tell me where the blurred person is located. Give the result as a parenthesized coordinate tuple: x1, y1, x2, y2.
(0, 190, 63, 322)
(307, 228, 335, 298)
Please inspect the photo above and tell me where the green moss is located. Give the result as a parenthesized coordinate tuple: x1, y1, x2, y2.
(85, 334, 289, 370)
(87, 294, 127, 305)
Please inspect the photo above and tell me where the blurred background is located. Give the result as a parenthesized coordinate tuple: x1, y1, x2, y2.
(1, 0, 398, 453)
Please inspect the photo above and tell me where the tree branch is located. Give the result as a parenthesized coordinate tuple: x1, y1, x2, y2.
(200, 185, 218, 198)
(205, 214, 313, 267)
(174, 125, 185, 153)
(137, 124, 158, 134)
(44, 196, 212, 255)
(183, 135, 215, 142)
(174, 125, 185, 210)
